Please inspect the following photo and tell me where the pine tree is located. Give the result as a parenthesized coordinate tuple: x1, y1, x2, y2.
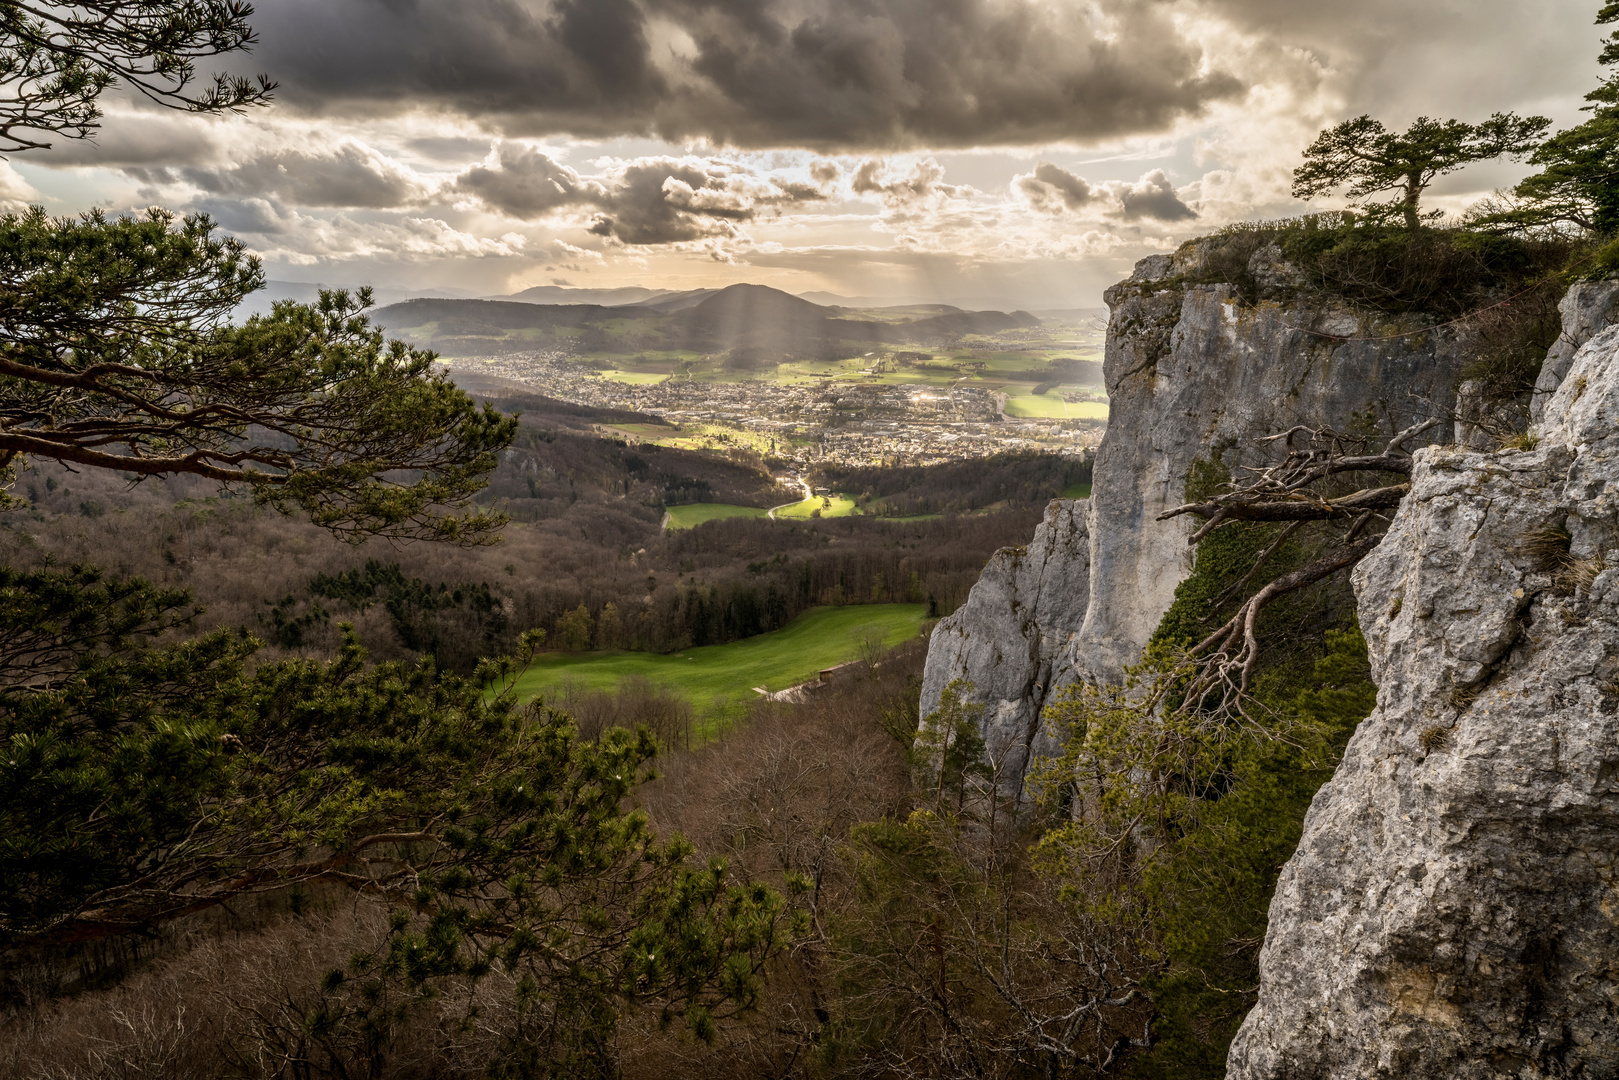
(1293, 113, 1548, 229)
(1506, 3, 1619, 235)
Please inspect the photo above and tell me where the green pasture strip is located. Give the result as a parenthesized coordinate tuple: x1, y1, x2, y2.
(1062, 483, 1093, 500)
(664, 503, 770, 529)
(775, 494, 860, 519)
(597, 371, 667, 385)
(600, 422, 679, 439)
(509, 604, 931, 721)
(1003, 393, 1110, 420)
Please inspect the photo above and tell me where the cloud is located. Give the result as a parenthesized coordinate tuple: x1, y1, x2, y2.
(0, 162, 38, 211)
(453, 145, 827, 244)
(25, 109, 226, 167)
(850, 158, 968, 210)
(172, 143, 427, 208)
(1115, 169, 1197, 222)
(241, 0, 1245, 150)
(194, 200, 532, 265)
(1016, 163, 1098, 213)
(1017, 164, 1196, 222)
(454, 144, 604, 217)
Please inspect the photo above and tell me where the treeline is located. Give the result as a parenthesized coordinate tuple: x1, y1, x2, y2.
(814, 450, 1092, 517)
(226, 509, 1037, 669)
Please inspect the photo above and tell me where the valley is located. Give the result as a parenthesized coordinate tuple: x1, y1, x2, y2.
(376, 284, 1108, 468)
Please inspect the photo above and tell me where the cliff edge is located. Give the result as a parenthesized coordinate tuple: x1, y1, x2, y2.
(921, 240, 1474, 796)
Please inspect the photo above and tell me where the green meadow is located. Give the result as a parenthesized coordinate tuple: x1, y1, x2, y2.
(1003, 393, 1110, 420)
(663, 503, 770, 529)
(509, 604, 930, 718)
(774, 494, 861, 519)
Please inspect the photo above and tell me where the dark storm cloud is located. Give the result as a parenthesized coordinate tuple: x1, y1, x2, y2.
(247, 0, 664, 135)
(452, 144, 826, 243)
(245, 0, 1245, 150)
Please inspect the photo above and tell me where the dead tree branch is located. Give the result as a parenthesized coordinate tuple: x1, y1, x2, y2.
(1148, 419, 1437, 725)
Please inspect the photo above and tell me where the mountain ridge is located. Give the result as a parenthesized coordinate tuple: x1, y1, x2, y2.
(370, 281, 1042, 359)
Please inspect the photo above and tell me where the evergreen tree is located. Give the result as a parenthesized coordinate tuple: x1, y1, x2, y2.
(0, 0, 273, 152)
(0, 565, 794, 1075)
(1505, 3, 1619, 235)
(1293, 112, 1549, 229)
(0, 209, 516, 541)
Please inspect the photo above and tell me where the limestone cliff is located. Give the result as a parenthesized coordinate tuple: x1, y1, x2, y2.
(1227, 320, 1619, 1079)
(1530, 277, 1619, 424)
(919, 498, 1089, 789)
(920, 242, 1473, 794)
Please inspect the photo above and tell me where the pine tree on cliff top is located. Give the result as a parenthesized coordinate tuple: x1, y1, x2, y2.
(1507, 2, 1619, 235)
(1293, 112, 1549, 229)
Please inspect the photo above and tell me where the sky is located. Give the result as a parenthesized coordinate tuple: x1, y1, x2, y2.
(3, 0, 1608, 308)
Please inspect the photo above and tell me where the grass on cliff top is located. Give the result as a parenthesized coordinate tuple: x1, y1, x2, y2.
(1188, 214, 1583, 319)
(508, 604, 931, 720)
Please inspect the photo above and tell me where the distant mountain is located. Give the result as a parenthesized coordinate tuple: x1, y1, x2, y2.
(481, 285, 722, 312)
(800, 290, 1050, 312)
(901, 310, 1041, 343)
(498, 285, 668, 307)
(234, 280, 481, 321)
(1030, 307, 1110, 323)
(669, 284, 881, 361)
(631, 288, 720, 313)
(370, 283, 1043, 359)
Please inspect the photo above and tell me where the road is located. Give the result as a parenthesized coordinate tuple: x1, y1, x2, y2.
(767, 475, 813, 520)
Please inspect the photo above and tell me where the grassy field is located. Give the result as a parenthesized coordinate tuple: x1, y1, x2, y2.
(598, 371, 668, 385)
(776, 494, 860, 519)
(664, 503, 769, 529)
(509, 604, 931, 717)
(1062, 483, 1093, 500)
(1004, 393, 1110, 420)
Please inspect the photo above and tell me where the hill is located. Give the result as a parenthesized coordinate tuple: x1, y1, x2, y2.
(371, 283, 1044, 360)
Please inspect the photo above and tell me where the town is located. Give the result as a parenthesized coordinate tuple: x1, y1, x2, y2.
(445, 348, 1105, 468)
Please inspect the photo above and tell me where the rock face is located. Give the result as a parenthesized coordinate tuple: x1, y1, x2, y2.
(921, 242, 1473, 794)
(1227, 325, 1619, 1078)
(1530, 277, 1619, 425)
(919, 498, 1089, 793)
(1080, 245, 1472, 684)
